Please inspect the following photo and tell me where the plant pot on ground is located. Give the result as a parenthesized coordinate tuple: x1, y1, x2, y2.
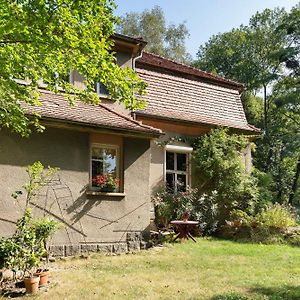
(34, 269, 50, 287)
(24, 275, 40, 294)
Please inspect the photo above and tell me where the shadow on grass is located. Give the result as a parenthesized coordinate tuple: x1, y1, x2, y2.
(210, 285, 300, 300)
(210, 292, 252, 300)
(250, 285, 300, 300)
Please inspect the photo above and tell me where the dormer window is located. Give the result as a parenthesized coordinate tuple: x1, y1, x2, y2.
(94, 82, 109, 97)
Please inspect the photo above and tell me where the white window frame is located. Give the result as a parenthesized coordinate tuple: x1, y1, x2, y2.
(90, 143, 120, 190)
(94, 82, 109, 98)
(164, 145, 193, 193)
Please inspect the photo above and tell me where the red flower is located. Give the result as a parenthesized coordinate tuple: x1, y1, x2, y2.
(96, 175, 106, 185)
(92, 174, 119, 190)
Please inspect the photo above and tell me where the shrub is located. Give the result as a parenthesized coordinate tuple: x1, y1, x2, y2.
(252, 169, 275, 210)
(192, 191, 220, 234)
(152, 186, 197, 228)
(193, 128, 258, 225)
(220, 204, 298, 245)
(287, 233, 300, 246)
(250, 227, 286, 244)
(0, 209, 60, 277)
(255, 203, 296, 229)
(152, 185, 220, 234)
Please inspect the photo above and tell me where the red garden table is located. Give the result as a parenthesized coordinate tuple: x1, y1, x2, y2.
(170, 220, 199, 242)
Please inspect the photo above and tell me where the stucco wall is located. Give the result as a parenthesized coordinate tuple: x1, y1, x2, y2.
(149, 132, 193, 220)
(0, 127, 151, 253)
(116, 51, 133, 69)
(71, 51, 133, 90)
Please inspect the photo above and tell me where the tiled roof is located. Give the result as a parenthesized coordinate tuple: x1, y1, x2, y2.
(25, 90, 162, 136)
(136, 67, 259, 133)
(137, 52, 244, 90)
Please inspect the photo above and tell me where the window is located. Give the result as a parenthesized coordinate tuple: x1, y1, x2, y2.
(94, 82, 109, 97)
(165, 151, 190, 193)
(90, 144, 120, 192)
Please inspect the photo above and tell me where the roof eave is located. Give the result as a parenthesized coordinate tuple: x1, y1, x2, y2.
(112, 33, 147, 56)
(27, 115, 163, 138)
(136, 112, 260, 135)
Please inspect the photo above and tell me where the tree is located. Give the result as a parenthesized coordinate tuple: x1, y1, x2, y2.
(118, 6, 191, 64)
(0, 0, 146, 136)
(272, 4, 300, 204)
(194, 8, 288, 134)
(193, 4, 300, 205)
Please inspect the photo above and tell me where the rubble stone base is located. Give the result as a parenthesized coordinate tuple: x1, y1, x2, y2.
(49, 232, 150, 257)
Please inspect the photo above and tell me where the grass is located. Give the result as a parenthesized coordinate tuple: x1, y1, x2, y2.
(5, 238, 300, 299)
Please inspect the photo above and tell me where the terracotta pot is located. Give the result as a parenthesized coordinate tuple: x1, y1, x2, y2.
(24, 276, 40, 294)
(34, 269, 50, 287)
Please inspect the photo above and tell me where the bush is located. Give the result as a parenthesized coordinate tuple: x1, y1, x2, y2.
(287, 233, 300, 246)
(0, 209, 60, 277)
(193, 128, 258, 225)
(252, 169, 275, 210)
(220, 204, 298, 245)
(255, 203, 296, 229)
(152, 186, 198, 228)
(152, 186, 219, 234)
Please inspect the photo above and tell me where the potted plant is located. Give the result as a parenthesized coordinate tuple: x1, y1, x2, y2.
(0, 213, 41, 294)
(182, 211, 190, 222)
(32, 217, 60, 287)
(0, 209, 60, 293)
(10, 209, 42, 293)
(34, 268, 50, 287)
(92, 174, 119, 192)
(23, 273, 40, 294)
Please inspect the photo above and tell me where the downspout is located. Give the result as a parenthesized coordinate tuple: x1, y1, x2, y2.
(132, 46, 144, 72)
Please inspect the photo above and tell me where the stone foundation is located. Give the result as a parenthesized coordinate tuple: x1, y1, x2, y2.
(48, 232, 150, 257)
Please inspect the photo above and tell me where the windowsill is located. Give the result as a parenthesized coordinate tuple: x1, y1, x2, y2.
(98, 94, 109, 98)
(86, 190, 126, 197)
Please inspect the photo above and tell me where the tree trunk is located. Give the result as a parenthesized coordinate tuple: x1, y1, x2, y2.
(289, 158, 300, 204)
(263, 84, 268, 136)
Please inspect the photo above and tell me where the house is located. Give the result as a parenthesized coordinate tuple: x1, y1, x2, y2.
(0, 34, 258, 255)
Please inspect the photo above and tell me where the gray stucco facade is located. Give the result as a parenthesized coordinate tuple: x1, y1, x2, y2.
(0, 126, 152, 255)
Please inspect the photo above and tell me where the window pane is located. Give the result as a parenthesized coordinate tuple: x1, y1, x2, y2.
(92, 147, 102, 160)
(99, 82, 109, 95)
(177, 153, 187, 171)
(166, 173, 175, 192)
(103, 148, 117, 175)
(91, 160, 103, 187)
(166, 151, 174, 170)
(95, 82, 109, 96)
(177, 174, 187, 192)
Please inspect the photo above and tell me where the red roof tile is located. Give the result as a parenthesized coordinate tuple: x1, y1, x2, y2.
(136, 67, 259, 133)
(24, 90, 162, 136)
(137, 52, 244, 90)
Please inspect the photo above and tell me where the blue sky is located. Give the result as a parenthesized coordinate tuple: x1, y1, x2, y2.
(115, 0, 299, 58)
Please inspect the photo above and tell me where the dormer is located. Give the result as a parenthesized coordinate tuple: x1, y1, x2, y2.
(70, 34, 147, 91)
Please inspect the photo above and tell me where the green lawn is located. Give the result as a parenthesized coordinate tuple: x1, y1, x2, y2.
(9, 239, 300, 299)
